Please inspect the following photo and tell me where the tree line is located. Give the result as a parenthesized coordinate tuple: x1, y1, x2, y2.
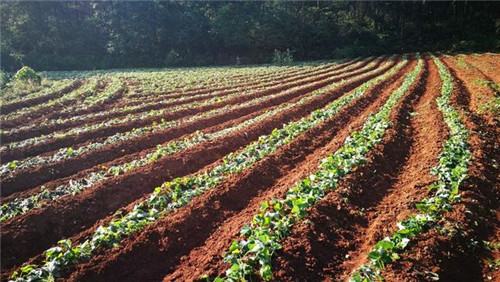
(1, 0, 499, 71)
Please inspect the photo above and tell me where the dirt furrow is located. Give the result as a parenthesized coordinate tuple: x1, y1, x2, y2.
(6, 64, 292, 123)
(1, 64, 308, 136)
(0, 58, 395, 274)
(3, 61, 349, 142)
(0, 81, 82, 115)
(379, 56, 500, 282)
(112, 62, 346, 107)
(256, 57, 435, 281)
(121, 63, 327, 103)
(471, 53, 500, 69)
(1, 59, 386, 196)
(121, 62, 343, 103)
(462, 54, 500, 85)
(1, 61, 353, 143)
(442, 56, 499, 126)
(0, 58, 376, 162)
(0, 60, 381, 206)
(1, 80, 110, 130)
(60, 59, 415, 282)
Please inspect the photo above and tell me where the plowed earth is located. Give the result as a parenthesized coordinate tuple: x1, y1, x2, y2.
(1, 53, 498, 282)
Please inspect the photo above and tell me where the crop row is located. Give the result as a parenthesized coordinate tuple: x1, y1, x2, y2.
(4, 78, 126, 136)
(9, 57, 402, 282)
(122, 63, 327, 99)
(1, 79, 80, 114)
(59, 77, 125, 112)
(0, 57, 391, 222)
(1, 59, 362, 152)
(217, 56, 422, 281)
(1, 79, 101, 127)
(350, 55, 471, 282)
(122, 61, 342, 111)
(125, 63, 324, 100)
(1, 79, 71, 104)
(0, 57, 378, 178)
(1, 84, 49, 104)
(0, 62, 359, 220)
(92, 63, 305, 103)
(2, 60, 343, 140)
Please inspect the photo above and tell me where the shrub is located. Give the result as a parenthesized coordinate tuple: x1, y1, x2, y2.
(12, 66, 41, 86)
(272, 49, 293, 65)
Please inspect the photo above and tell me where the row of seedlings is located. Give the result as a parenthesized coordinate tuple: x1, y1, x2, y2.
(0, 58, 399, 221)
(349, 55, 471, 281)
(350, 56, 472, 282)
(0, 57, 381, 177)
(216, 56, 423, 281)
(10, 57, 405, 281)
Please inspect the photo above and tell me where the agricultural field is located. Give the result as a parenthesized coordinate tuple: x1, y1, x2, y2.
(1, 53, 499, 282)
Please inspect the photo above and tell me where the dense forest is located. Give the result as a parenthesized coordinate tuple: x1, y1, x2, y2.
(1, 0, 499, 71)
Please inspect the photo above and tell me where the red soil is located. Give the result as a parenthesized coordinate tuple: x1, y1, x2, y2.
(0, 58, 396, 274)
(0, 57, 376, 162)
(378, 56, 500, 282)
(462, 54, 500, 86)
(0, 80, 82, 115)
(0, 58, 385, 196)
(2, 54, 497, 282)
(1, 60, 349, 142)
(64, 59, 415, 282)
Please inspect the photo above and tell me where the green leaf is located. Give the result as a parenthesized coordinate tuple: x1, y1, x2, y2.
(240, 225, 252, 237)
(259, 264, 273, 281)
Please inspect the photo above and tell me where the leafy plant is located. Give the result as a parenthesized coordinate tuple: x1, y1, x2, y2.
(272, 49, 294, 65)
(10, 56, 402, 281)
(351, 55, 471, 281)
(1, 60, 382, 222)
(1, 57, 377, 180)
(12, 66, 42, 86)
(217, 56, 421, 281)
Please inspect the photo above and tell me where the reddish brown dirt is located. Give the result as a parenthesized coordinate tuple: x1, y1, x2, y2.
(3, 54, 496, 282)
(109, 62, 345, 108)
(1, 80, 108, 129)
(0, 61, 384, 236)
(378, 57, 500, 282)
(471, 53, 500, 70)
(120, 65, 305, 107)
(1, 59, 357, 143)
(74, 85, 126, 115)
(0, 58, 386, 196)
(59, 59, 416, 282)
(0, 60, 374, 205)
(122, 61, 337, 102)
(0, 57, 379, 163)
(104, 61, 348, 109)
(258, 57, 433, 282)
(462, 54, 500, 85)
(442, 55, 499, 126)
(2, 60, 351, 142)
(0, 80, 82, 115)
(0, 58, 396, 274)
(122, 60, 347, 103)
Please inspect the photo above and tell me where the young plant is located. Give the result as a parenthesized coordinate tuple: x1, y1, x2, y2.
(350, 55, 471, 282)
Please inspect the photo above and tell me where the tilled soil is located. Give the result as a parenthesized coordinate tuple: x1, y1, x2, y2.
(0, 58, 385, 196)
(0, 57, 377, 162)
(0, 58, 397, 274)
(1, 53, 497, 282)
(66, 59, 416, 282)
(1, 60, 348, 142)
